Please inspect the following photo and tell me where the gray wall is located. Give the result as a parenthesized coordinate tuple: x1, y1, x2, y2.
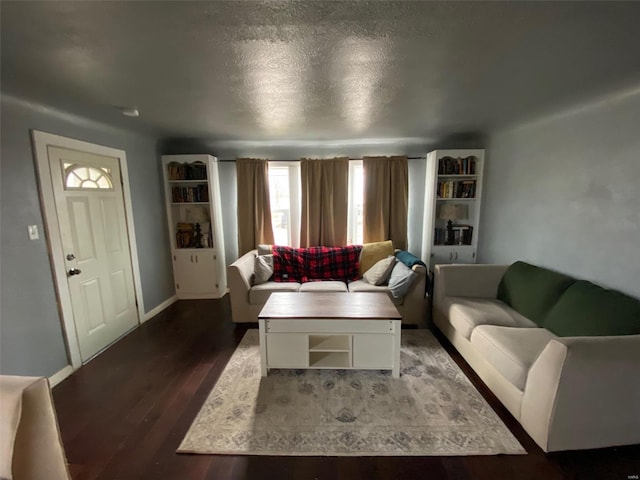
(479, 88, 640, 299)
(0, 95, 175, 377)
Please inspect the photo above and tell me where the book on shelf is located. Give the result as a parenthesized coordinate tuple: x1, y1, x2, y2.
(437, 179, 476, 199)
(437, 156, 477, 175)
(167, 161, 208, 181)
(176, 222, 194, 248)
(171, 184, 209, 203)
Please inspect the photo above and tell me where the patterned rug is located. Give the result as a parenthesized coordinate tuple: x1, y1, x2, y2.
(178, 329, 525, 456)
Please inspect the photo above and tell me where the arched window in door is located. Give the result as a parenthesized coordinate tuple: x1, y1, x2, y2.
(64, 163, 113, 190)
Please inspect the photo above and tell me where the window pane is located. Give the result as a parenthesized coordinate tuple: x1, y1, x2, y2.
(268, 165, 291, 246)
(347, 161, 364, 245)
(64, 164, 113, 190)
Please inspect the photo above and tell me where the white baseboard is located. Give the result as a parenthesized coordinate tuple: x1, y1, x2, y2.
(143, 295, 178, 322)
(49, 365, 74, 387)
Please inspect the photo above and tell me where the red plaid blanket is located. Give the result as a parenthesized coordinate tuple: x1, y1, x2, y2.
(273, 245, 362, 283)
(272, 246, 305, 282)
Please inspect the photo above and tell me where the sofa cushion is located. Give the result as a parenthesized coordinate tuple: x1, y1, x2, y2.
(363, 256, 396, 285)
(359, 240, 394, 276)
(299, 281, 348, 293)
(249, 281, 300, 305)
(347, 280, 403, 306)
(388, 262, 416, 299)
(497, 261, 574, 326)
(543, 280, 640, 337)
(470, 326, 555, 391)
(253, 254, 274, 285)
(443, 297, 538, 340)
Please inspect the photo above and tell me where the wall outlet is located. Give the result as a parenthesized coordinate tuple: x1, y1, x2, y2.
(28, 224, 39, 240)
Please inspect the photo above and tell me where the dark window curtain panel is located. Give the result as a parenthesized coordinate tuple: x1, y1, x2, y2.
(236, 158, 275, 255)
(300, 158, 349, 247)
(363, 156, 408, 250)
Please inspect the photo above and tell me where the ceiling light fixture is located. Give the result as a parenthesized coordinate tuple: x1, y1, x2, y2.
(120, 107, 139, 117)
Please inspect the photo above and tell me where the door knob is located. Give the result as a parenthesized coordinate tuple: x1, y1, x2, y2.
(68, 268, 82, 276)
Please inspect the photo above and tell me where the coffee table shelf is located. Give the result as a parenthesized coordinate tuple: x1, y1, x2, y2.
(309, 334, 351, 352)
(309, 351, 351, 368)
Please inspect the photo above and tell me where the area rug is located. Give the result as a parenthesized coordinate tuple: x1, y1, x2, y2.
(178, 329, 525, 456)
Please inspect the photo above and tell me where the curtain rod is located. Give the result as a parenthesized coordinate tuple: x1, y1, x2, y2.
(218, 156, 425, 163)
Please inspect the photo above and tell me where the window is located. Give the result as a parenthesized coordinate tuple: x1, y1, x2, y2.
(268, 162, 300, 246)
(64, 163, 113, 190)
(347, 160, 364, 245)
(267, 160, 363, 246)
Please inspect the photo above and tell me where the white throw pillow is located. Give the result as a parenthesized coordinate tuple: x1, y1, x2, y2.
(388, 261, 417, 298)
(363, 256, 396, 286)
(254, 254, 274, 285)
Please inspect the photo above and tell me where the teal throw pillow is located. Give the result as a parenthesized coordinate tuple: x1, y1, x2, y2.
(395, 250, 426, 268)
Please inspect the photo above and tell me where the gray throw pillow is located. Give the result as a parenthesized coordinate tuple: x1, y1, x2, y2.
(257, 244, 272, 256)
(363, 256, 396, 285)
(254, 254, 274, 285)
(388, 261, 417, 298)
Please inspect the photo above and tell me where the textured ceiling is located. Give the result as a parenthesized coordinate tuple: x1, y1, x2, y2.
(2, 1, 640, 142)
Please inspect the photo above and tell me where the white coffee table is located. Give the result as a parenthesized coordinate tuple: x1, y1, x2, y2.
(258, 292, 402, 377)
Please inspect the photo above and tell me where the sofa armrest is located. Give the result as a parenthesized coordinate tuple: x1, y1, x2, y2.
(521, 334, 640, 452)
(0, 376, 71, 480)
(399, 264, 427, 325)
(227, 250, 257, 323)
(433, 264, 508, 306)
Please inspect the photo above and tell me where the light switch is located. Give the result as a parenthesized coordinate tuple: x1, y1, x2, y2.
(28, 224, 39, 240)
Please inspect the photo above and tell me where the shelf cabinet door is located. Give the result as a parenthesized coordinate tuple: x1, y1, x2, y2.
(266, 334, 308, 367)
(429, 246, 476, 269)
(173, 250, 218, 296)
(453, 248, 476, 264)
(353, 334, 394, 368)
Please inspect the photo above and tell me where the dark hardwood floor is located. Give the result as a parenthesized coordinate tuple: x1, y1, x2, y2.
(53, 298, 640, 480)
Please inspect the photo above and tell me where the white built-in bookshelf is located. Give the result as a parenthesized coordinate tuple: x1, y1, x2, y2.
(161, 154, 226, 299)
(422, 149, 485, 270)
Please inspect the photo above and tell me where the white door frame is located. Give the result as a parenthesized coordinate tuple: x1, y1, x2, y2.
(32, 130, 146, 369)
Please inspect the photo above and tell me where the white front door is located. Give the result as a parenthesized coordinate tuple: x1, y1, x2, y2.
(48, 147, 139, 361)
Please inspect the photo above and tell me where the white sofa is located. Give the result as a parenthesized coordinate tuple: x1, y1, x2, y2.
(228, 249, 427, 326)
(433, 263, 640, 452)
(0, 376, 71, 480)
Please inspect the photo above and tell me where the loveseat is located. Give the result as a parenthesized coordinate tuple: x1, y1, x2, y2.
(433, 261, 640, 452)
(228, 244, 427, 326)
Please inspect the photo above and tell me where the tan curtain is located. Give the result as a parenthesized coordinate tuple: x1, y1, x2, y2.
(300, 158, 349, 247)
(236, 158, 275, 255)
(363, 156, 408, 250)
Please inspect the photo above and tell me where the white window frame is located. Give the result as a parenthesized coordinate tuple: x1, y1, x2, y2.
(347, 159, 364, 245)
(268, 161, 301, 247)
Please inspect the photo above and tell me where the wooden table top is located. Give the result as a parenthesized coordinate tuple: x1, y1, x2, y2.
(259, 292, 401, 320)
